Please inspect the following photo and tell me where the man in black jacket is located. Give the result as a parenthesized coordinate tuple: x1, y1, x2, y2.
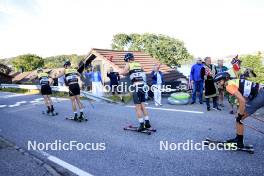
(107, 67, 120, 95)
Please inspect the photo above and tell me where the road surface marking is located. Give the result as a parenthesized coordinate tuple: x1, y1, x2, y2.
(30, 101, 39, 103)
(17, 101, 27, 104)
(6, 105, 40, 113)
(31, 102, 44, 105)
(8, 101, 28, 108)
(0, 105, 7, 108)
(126, 105, 204, 114)
(51, 97, 68, 101)
(39, 151, 93, 176)
(34, 98, 44, 101)
(0, 93, 27, 99)
(8, 103, 20, 107)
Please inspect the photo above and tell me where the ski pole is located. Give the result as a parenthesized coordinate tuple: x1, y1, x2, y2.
(81, 91, 94, 109)
(233, 116, 264, 135)
(68, 89, 87, 109)
(142, 80, 162, 106)
(251, 115, 264, 123)
(244, 123, 264, 135)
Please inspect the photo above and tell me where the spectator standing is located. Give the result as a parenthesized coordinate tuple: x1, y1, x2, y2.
(84, 67, 92, 91)
(58, 71, 65, 86)
(190, 58, 204, 104)
(216, 59, 228, 107)
(87, 67, 104, 97)
(203, 57, 221, 111)
(141, 70, 149, 101)
(227, 55, 244, 114)
(107, 67, 120, 95)
(151, 64, 164, 106)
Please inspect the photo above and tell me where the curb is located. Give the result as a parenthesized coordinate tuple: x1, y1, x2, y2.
(0, 135, 76, 176)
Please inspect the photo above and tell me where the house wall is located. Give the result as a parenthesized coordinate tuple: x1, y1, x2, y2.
(91, 55, 115, 84)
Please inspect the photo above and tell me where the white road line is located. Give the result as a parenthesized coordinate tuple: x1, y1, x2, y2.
(6, 105, 38, 113)
(7, 101, 28, 108)
(31, 102, 43, 105)
(0, 94, 27, 99)
(0, 105, 7, 108)
(51, 97, 68, 101)
(126, 105, 204, 114)
(8, 104, 20, 108)
(17, 101, 27, 104)
(39, 151, 93, 176)
(48, 156, 93, 176)
(34, 98, 44, 101)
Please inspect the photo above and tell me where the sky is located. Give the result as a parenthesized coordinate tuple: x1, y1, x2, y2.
(0, 0, 264, 59)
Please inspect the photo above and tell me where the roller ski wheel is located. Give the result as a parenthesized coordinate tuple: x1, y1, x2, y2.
(42, 111, 58, 116)
(78, 117, 88, 122)
(127, 125, 157, 132)
(65, 116, 88, 122)
(124, 125, 153, 135)
(204, 138, 254, 154)
(205, 138, 253, 149)
(78, 113, 87, 121)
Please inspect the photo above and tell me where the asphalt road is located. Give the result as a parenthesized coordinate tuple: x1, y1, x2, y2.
(0, 92, 263, 176)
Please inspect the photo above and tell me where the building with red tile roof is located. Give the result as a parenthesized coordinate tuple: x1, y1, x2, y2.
(83, 48, 186, 84)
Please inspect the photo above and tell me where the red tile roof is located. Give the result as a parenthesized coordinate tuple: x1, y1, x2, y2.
(12, 71, 31, 83)
(12, 68, 66, 84)
(85, 48, 186, 82)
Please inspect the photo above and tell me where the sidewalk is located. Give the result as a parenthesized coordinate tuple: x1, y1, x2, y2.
(0, 136, 60, 176)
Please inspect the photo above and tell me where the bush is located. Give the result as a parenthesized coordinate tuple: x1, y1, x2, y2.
(241, 54, 264, 84)
(108, 94, 132, 104)
(51, 91, 69, 98)
(0, 87, 28, 93)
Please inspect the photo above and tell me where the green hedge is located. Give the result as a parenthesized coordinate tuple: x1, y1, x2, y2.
(108, 94, 132, 104)
(241, 54, 264, 84)
(0, 87, 28, 93)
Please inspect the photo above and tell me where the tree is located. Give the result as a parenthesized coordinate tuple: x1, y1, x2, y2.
(44, 55, 70, 68)
(240, 53, 264, 84)
(111, 34, 131, 50)
(12, 54, 44, 72)
(44, 54, 85, 68)
(0, 63, 11, 75)
(111, 33, 193, 66)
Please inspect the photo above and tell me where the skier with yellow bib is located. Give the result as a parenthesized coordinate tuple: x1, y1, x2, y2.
(119, 53, 151, 132)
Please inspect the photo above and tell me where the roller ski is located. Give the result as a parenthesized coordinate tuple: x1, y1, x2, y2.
(125, 125, 156, 133)
(66, 112, 87, 122)
(123, 121, 156, 135)
(42, 110, 58, 116)
(204, 137, 254, 154)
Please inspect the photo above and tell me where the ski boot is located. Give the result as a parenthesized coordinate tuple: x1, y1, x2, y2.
(74, 114, 78, 121)
(50, 106, 56, 116)
(145, 120, 151, 129)
(46, 108, 51, 115)
(226, 136, 244, 148)
(137, 123, 145, 132)
(212, 107, 221, 111)
(78, 112, 84, 121)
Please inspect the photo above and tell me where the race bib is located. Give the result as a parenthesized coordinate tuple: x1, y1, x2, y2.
(40, 77, 49, 85)
(130, 72, 144, 80)
(66, 75, 78, 81)
(243, 80, 252, 97)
